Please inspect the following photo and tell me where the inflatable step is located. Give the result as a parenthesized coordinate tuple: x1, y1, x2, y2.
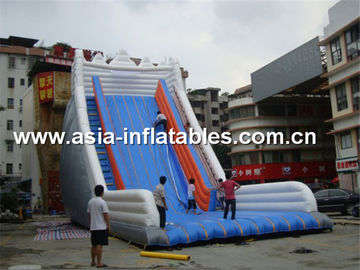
(86, 96, 117, 190)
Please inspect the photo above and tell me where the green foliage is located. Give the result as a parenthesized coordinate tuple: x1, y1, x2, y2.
(212, 144, 232, 169)
(0, 190, 19, 212)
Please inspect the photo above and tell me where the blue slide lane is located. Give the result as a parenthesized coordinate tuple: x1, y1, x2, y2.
(90, 76, 331, 246)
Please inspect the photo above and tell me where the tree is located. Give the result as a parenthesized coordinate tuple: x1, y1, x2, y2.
(212, 143, 232, 169)
(0, 189, 19, 212)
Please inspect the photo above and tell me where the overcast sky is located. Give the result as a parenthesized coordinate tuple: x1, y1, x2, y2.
(0, 0, 340, 93)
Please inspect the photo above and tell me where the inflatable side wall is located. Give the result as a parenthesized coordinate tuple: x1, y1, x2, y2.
(235, 181, 318, 212)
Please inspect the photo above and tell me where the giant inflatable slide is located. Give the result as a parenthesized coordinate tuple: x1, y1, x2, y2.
(60, 50, 333, 247)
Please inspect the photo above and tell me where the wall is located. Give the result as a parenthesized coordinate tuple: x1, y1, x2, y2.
(33, 71, 72, 212)
(22, 86, 41, 207)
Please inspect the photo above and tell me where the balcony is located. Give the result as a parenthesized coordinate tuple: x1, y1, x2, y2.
(228, 97, 254, 108)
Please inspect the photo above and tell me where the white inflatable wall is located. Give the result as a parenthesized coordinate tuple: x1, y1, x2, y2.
(235, 181, 318, 212)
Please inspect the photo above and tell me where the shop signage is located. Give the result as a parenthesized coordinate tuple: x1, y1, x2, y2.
(38, 72, 54, 104)
(336, 157, 359, 172)
(232, 161, 336, 181)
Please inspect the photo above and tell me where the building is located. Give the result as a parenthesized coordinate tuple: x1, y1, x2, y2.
(228, 38, 336, 185)
(0, 36, 46, 186)
(319, 0, 360, 192)
(187, 87, 228, 134)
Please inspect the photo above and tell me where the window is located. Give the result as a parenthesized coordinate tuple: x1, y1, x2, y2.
(8, 77, 15, 88)
(259, 105, 285, 116)
(8, 57, 15, 68)
(329, 189, 347, 197)
(212, 120, 219, 127)
(7, 120, 13, 131)
(21, 57, 26, 65)
(229, 106, 255, 119)
(287, 105, 297, 116)
(19, 163, 22, 171)
(19, 99, 22, 106)
(262, 152, 272, 163)
(195, 114, 203, 121)
(330, 37, 342, 65)
(335, 83, 348, 111)
(292, 150, 301, 162)
(340, 132, 352, 149)
(6, 141, 13, 152)
(19, 120, 22, 127)
(6, 163, 13, 174)
(7, 98, 14, 109)
(351, 76, 360, 111)
(315, 190, 328, 198)
(220, 114, 229, 122)
(345, 22, 360, 61)
(211, 108, 219, 114)
(220, 102, 228, 110)
(20, 78, 25, 86)
(28, 78, 32, 87)
(28, 57, 36, 70)
(211, 91, 218, 102)
(191, 101, 204, 109)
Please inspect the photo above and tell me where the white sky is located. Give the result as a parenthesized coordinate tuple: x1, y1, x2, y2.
(0, 0, 340, 93)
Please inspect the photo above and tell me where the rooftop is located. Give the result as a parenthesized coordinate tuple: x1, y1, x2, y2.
(0, 36, 39, 48)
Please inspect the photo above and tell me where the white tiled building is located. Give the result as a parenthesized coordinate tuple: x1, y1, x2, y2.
(187, 87, 229, 134)
(0, 36, 45, 184)
(319, 0, 359, 192)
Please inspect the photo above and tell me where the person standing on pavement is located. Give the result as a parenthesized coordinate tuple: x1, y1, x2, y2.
(87, 185, 110, 268)
(153, 176, 168, 228)
(219, 175, 241, 220)
(217, 179, 225, 210)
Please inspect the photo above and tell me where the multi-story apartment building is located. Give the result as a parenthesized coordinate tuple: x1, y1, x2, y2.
(319, 0, 360, 192)
(228, 86, 336, 184)
(0, 36, 45, 184)
(187, 87, 228, 133)
(228, 37, 336, 185)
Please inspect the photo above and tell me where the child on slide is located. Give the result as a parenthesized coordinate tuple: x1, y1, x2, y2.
(186, 178, 198, 214)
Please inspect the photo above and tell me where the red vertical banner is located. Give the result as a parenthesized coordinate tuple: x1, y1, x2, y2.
(38, 72, 55, 104)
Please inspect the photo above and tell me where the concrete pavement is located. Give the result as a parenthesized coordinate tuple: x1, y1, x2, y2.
(0, 214, 359, 270)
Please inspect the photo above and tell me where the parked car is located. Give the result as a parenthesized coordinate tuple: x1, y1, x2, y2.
(352, 204, 359, 217)
(314, 189, 360, 215)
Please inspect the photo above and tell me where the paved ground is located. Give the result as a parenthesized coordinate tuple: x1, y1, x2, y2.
(0, 214, 359, 270)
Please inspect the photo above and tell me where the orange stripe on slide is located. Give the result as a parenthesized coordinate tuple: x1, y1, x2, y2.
(92, 78, 125, 190)
(155, 87, 208, 208)
(155, 81, 210, 210)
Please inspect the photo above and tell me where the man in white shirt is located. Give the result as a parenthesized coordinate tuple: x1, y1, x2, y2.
(153, 111, 168, 131)
(153, 176, 168, 228)
(87, 185, 110, 268)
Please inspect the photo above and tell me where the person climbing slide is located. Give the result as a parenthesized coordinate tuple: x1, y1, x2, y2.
(153, 111, 167, 131)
